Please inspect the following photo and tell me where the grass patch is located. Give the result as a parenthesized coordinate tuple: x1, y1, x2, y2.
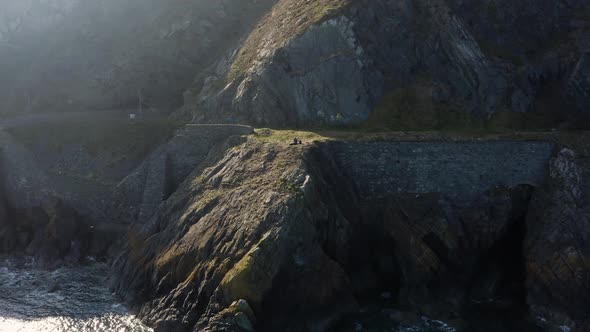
(227, 0, 351, 82)
(253, 128, 330, 143)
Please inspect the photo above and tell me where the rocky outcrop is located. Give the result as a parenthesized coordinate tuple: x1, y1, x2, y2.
(186, 0, 590, 128)
(112, 138, 358, 331)
(112, 135, 590, 331)
(570, 52, 590, 113)
(525, 138, 590, 329)
(0, 199, 106, 265)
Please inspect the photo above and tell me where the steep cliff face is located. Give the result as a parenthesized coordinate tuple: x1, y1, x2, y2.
(186, 0, 589, 127)
(112, 133, 589, 331)
(113, 138, 358, 331)
(570, 52, 590, 114)
(525, 135, 590, 328)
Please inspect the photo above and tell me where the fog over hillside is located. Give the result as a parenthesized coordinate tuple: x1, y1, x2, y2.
(0, 0, 274, 115)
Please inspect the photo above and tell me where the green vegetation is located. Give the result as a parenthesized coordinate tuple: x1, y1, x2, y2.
(362, 82, 573, 134)
(227, 0, 351, 82)
(253, 128, 329, 143)
(363, 82, 481, 132)
(220, 249, 261, 304)
(219, 232, 278, 306)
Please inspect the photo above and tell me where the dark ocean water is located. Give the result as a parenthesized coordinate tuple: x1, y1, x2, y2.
(1, 258, 557, 332)
(0, 258, 151, 332)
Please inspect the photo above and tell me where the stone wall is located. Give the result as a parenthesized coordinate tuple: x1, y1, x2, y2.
(0, 123, 253, 224)
(114, 124, 253, 222)
(326, 141, 555, 203)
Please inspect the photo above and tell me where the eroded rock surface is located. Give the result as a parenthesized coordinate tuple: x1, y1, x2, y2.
(526, 140, 590, 328)
(187, 0, 590, 127)
(112, 136, 590, 331)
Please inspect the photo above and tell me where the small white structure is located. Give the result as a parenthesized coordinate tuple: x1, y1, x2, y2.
(129, 113, 137, 120)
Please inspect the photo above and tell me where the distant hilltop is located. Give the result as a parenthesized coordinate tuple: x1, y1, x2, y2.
(0, 0, 588, 130)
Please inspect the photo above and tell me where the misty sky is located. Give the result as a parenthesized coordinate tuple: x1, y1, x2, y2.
(0, 0, 78, 42)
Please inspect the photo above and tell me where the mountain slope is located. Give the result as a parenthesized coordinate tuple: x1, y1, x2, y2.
(185, 0, 590, 128)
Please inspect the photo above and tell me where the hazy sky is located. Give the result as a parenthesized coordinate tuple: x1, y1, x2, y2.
(0, 0, 78, 42)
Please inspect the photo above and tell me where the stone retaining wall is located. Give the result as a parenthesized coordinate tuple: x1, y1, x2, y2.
(327, 141, 555, 203)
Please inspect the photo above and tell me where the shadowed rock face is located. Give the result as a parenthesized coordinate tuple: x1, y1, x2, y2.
(112, 139, 357, 332)
(0, 198, 105, 265)
(525, 145, 590, 324)
(2, 0, 588, 127)
(0, 122, 254, 264)
(187, 0, 590, 127)
(110, 136, 589, 331)
(570, 52, 590, 114)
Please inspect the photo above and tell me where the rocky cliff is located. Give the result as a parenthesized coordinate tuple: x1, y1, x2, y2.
(0, 1, 588, 331)
(1, 0, 588, 128)
(525, 135, 590, 328)
(186, 0, 590, 128)
(111, 132, 590, 331)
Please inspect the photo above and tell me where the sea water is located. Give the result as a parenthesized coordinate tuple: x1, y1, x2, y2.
(0, 258, 151, 332)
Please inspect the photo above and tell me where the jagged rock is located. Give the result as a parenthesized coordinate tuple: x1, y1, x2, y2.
(202, 301, 256, 332)
(525, 143, 590, 327)
(113, 139, 357, 331)
(113, 135, 585, 331)
(367, 186, 534, 310)
(187, 0, 590, 128)
(570, 52, 590, 113)
(0, 197, 100, 264)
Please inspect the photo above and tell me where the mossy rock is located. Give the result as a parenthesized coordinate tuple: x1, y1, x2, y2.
(219, 231, 282, 307)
